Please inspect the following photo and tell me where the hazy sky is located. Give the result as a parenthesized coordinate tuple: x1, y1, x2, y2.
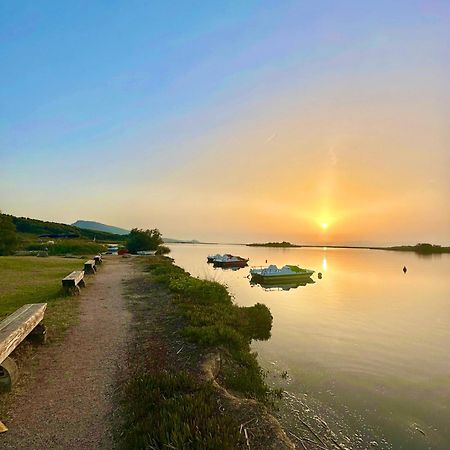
(1, 1, 449, 244)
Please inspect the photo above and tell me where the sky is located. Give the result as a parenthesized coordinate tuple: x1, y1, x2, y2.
(1, 0, 449, 245)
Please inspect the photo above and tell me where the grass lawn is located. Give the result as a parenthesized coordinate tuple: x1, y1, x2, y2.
(22, 236, 106, 255)
(0, 256, 85, 340)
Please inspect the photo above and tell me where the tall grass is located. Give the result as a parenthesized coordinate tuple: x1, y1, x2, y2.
(120, 371, 242, 449)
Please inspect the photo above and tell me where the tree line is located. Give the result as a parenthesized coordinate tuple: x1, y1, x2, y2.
(0, 212, 169, 255)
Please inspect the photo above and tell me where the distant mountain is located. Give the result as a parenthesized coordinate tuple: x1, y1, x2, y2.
(72, 220, 130, 235)
(163, 238, 201, 244)
(6, 215, 126, 241)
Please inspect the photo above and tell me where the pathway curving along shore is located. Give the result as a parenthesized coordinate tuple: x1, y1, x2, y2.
(0, 256, 134, 450)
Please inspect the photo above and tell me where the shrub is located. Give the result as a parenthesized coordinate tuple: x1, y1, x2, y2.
(0, 213, 19, 255)
(127, 228, 163, 253)
(156, 244, 171, 255)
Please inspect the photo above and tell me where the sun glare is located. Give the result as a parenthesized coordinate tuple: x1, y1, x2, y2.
(321, 223, 328, 230)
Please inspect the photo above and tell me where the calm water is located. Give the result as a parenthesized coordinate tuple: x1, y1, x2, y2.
(169, 244, 450, 450)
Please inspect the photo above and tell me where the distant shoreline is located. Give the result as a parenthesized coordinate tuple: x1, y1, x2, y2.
(246, 242, 450, 254)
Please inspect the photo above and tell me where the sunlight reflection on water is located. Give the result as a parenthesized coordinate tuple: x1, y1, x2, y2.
(169, 244, 450, 450)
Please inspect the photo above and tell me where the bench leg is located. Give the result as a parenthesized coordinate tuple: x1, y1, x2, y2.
(79, 279, 86, 288)
(26, 323, 47, 345)
(63, 286, 77, 296)
(0, 357, 19, 393)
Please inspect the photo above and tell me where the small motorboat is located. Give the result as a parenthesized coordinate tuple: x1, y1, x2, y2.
(207, 254, 223, 263)
(210, 254, 249, 268)
(106, 243, 119, 254)
(250, 264, 314, 282)
(136, 250, 157, 256)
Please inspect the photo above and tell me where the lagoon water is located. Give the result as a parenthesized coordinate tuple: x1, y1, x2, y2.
(169, 244, 450, 450)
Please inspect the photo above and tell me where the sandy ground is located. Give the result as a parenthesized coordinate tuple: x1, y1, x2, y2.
(0, 256, 133, 450)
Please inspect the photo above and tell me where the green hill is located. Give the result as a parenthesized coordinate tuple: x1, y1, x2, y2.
(72, 220, 130, 235)
(8, 215, 127, 242)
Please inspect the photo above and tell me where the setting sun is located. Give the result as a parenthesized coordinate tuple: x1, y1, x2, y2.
(321, 223, 329, 230)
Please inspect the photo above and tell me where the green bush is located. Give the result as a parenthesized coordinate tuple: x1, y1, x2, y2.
(169, 276, 229, 304)
(0, 214, 19, 255)
(127, 228, 163, 253)
(156, 244, 171, 255)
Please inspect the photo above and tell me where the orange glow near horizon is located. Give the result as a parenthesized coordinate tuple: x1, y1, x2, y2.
(3, 11, 448, 247)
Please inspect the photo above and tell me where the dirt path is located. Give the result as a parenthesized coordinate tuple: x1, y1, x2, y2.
(0, 256, 134, 450)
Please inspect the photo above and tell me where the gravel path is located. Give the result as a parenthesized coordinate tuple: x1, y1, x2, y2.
(0, 256, 134, 450)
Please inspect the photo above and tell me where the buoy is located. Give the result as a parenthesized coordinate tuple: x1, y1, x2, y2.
(403, 266, 407, 274)
(318, 272, 323, 279)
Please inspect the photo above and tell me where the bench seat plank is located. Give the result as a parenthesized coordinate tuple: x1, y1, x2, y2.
(62, 270, 84, 287)
(0, 303, 47, 365)
(84, 260, 96, 274)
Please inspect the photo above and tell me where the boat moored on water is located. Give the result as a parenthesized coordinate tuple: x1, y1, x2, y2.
(207, 254, 222, 263)
(250, 264, 314, 282)
(208, 254, 249, 268)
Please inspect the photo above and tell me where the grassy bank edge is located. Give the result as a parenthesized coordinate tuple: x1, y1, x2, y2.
(117, 256, 291, 449)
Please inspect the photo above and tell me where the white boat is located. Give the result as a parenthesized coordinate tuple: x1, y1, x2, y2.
(250, 264, 314, 282)
(106, 243, 119, 254)
(207, 254, 223, 263)
(207, 254, 249, 267)
(136, 250, 157, 256)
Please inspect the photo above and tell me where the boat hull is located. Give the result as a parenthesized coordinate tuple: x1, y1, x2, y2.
(250, 272, 313, 283)
(214, 259, 248, 268)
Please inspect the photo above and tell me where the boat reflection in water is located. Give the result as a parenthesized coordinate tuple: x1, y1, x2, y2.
(250, 277, 315, 291)
(216, 265, 245, 272)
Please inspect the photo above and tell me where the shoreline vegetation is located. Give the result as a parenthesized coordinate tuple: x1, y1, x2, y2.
(247, 241, 450, 254)
(118, 256, 296, 449)
(0, 214, 172, 257)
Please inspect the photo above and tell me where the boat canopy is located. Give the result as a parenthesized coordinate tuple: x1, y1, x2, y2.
(250, 264, 314, 277)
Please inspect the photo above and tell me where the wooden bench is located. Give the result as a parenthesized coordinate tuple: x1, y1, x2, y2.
(0, 303, 47, 392)
(62, 270, 85, 295)
(94, 254, 102, 265)
(84, 259, 96, 275)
